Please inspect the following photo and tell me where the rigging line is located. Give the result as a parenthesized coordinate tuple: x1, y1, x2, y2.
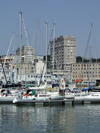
(47, 24, 54, 55)
(22, 16, 33, 66)
(29, 20, 38, 81)
(31, 31, 36, 49)
(34, 19, 38, 57)
(12, 32, 15, 54)
(83, 25, 92, 81)
(12, 16, 19, 42)
(26, 30, 33, 63)
(92, 26, 99, 59)
(47, 27, 52, 54)
(11, 22, 19, 52)
(11, 32, 16, 82)
(4, 33, 15, 67)
(84, 26, 92, 59)
(11, 35, 26, 84)
(15, 16, 19, 36)
(31, 22, 37, 49)
(38, 20, 45, 47)
(27, 30, 33, 63)
(27, 30, 31, 46)
(40, 25, 54, 80)
(34, 19, 38, 85)
(47, 26, 54, 54)
(22, 16, 29, 46)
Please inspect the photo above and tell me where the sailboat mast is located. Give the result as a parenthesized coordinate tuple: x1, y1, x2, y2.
(19, 12, 22, 81)
(46, 22, 48, 82)
(53, 23, 55, 74)
(90, 24, 93, 83)
(11, 32, 15, 83)
(35, 20, 38, 84)
(25, 30, 28, 83)
(89, 24, 93, 86)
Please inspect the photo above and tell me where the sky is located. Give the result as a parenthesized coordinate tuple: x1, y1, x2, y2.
(0, 0, 100, 58)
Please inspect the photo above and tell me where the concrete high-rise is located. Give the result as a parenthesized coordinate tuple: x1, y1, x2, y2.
(50, 36, 76, 76)
(16, 45, 34, 74)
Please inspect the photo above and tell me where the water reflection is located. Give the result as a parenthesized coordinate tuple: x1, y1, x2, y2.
(0, 104, 100, 132)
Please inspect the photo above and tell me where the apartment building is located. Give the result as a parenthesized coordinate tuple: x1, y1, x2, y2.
(50, 35, 76, 76)
(72, 62, 100, 83)
(16, 45, 34, 74)
(16, 45, 34, 62)
(0, 55, 16, 83)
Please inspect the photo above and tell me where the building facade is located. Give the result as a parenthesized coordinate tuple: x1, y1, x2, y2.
(71, 62, 100, 83)
(16, 45, 34, 62)
(16, 45, 34, 75)
(50, 35, 76, 77)
(0, 55, 15, 84)
(0, 47, 47, 83)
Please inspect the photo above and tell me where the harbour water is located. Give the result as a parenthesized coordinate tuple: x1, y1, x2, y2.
(0, 104, 100, 133)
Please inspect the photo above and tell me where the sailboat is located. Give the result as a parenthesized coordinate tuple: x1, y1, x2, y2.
(0, 12, 28, 103)
(70, 24, 100, 103)
(13, 22, 65, 104)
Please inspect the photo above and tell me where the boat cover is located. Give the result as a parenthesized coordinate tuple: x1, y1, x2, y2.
(82, 85, 93, 92)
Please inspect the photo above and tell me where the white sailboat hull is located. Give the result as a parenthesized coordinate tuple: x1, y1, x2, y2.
(0, 95, 16, 103)
(13, 93, 65, 104)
